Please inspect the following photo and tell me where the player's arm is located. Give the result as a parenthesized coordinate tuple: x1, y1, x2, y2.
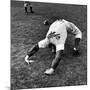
(25, 44, 39, 64)
(51, 50, 63, 69)
(25, 38, 49, 64)
(69, 22, 82, 55)
(44, 50, 63, 75)
(70, 23, 82, 44)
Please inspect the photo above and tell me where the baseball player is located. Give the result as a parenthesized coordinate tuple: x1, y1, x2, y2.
(24, 1, 33, 14)
(25, 19, 82, 75)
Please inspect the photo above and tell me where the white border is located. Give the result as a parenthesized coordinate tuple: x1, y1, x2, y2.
(18, 0, 88, 5)
(0, 0, 88, 90)
(0, 0, 10, 90)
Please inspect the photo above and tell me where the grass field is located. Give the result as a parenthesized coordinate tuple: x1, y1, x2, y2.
(11, 0, 87, 90)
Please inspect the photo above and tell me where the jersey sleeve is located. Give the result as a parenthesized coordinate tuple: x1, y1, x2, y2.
(65, 21, 82, 39)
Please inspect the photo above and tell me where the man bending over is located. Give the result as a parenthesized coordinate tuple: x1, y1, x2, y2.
(25, 19, 82, 75)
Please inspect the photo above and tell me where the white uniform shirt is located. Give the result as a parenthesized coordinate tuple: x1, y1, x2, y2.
(47, 19, 82, 39)
(38, 19, 82, 52)
(46, 19, 67, 45)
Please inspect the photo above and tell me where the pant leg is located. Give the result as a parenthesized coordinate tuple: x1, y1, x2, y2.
(25, 7, 28, 13)
(30, 7, 33, 13)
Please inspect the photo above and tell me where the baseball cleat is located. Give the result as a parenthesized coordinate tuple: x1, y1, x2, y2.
(44, 68, 54, 75)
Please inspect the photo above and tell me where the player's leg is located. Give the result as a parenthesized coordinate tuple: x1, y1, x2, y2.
(25, 38, 49, 63)
(24, 7, 28, 14)
(30, 6, 33, 13)
(44, 44, 64, 75)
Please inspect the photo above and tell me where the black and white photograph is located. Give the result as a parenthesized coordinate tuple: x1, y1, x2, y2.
(11, 0, 87, 89)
